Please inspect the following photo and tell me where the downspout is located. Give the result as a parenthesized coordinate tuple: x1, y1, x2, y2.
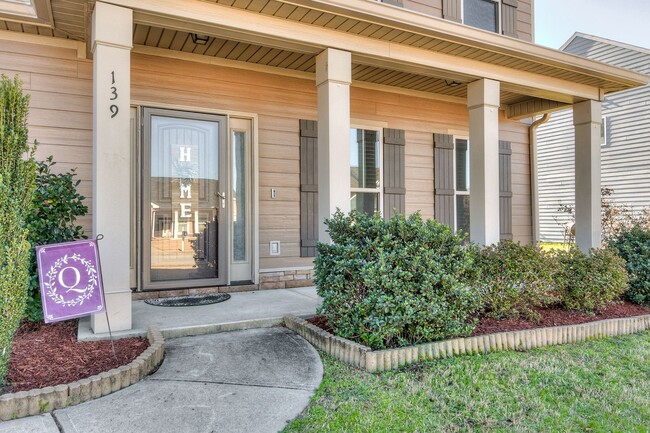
(529, 113, 551, 245)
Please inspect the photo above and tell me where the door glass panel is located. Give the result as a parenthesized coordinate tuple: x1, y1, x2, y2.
(149, 115, 222, 282)
(232, 130, 247, 262)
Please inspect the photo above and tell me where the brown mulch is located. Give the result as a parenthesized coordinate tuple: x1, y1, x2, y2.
(308, 301, 650, 342)
(471, 301, 650, 336)
(3, 320, 149, 394)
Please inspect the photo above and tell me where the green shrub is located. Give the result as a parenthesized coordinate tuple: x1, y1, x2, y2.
(24, 156, 88, 322)
(474, 240, 556, 322)
(0, 75, 38, 384)
(315, 211, 480, 350)
(553, 247, 628, 313)
(610, 226, 650, 306)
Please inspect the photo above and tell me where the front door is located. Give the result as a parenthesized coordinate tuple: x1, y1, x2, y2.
(141, 108, 228, 289)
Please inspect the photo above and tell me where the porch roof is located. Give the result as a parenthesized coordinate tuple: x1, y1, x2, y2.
(1, 0, 647, 118)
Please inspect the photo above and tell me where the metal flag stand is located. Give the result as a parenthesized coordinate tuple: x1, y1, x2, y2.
(95, 234, 117, 361)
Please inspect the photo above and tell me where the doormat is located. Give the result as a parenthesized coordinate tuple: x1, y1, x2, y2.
(144, 293, 231, 307)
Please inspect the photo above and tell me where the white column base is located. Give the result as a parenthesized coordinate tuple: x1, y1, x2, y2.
(90, 290, 133, 333)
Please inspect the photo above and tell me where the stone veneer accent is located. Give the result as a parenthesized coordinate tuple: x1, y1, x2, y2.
(284, 314, 650, 373)
(259, 269, 314, 290)
(0, 326, 165, 421)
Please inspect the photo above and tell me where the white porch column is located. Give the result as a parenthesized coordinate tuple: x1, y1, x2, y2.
(467, 79, 501, 246)
(573, 100, 602, 251)
(90, 2, 133, 333)
(316, 48, 351, 242)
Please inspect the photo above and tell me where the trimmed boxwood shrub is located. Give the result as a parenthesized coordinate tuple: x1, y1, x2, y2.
(315, 211, 480, 350)
(611, 226, 650, 306)
(553, 247, 628, 313)
(474, 241, 556, 322)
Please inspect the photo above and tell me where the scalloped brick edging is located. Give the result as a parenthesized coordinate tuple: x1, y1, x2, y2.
(284, 314, 650, 373)
(0, 325, 165, 421)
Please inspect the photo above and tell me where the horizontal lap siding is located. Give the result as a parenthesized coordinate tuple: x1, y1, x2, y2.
(516, 0, 534, 43)
(0, 40, 93, 234)
(402, 0, 443, 17)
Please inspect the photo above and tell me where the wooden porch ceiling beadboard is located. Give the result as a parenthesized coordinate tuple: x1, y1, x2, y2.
(133, 23, 536, 105)
(201, 0, 635, 94)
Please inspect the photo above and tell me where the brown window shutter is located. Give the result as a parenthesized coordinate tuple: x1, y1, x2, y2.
(501, 0, 518, 38)
(499, 140, 513, 240)
(383, 128, 406, 220)
(300, 119, 318, 257)
(442, 0, 462, 23)
(434, 133, 455, 228)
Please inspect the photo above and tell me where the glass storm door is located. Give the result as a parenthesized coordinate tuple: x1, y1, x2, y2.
(142, 108, 228, 289)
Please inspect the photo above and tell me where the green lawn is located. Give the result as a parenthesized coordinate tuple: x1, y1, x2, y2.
(285, 332, 650, 433)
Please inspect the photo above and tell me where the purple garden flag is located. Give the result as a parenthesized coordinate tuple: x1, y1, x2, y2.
(36, 239, 105, 323)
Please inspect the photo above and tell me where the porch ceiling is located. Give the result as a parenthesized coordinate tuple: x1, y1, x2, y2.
(1, 0, 646, 115)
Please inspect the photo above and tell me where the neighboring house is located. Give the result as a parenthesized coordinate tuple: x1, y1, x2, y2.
(0, 0, 645, 334)
(537, 33, 650, 243)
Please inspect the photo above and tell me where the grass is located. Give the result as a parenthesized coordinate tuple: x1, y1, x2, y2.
(539, 242, 570, 252)
(284, 332, 650, 433)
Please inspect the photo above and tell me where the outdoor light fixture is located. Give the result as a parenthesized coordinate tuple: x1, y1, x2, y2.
(191, 33, 210, 45)
(445, 80, 462, 87)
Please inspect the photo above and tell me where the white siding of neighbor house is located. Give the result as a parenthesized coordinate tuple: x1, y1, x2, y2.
(537, 34, 650, 242)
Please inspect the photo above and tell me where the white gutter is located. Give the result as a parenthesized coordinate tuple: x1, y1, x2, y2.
(529, 113, 551, 244)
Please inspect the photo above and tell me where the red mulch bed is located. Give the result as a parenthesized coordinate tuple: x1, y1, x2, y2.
(308, 301, 650, 343)
(2, 320, 149, 394)
(471, 302, 650, 336)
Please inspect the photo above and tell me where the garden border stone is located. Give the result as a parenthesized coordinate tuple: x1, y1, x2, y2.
(284, 314, 650, 373)
(0, 325, 164, 421)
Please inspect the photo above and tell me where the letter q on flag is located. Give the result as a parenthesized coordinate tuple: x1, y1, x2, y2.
(36, 239, 106, 323)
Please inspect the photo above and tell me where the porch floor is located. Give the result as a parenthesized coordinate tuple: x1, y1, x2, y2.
(77, 286, 320, 341)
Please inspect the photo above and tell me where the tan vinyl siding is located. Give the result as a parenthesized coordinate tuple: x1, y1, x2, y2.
(402, 0, 443, 18)
(516, 0, 534, 42)
(0, 40, 93, 233)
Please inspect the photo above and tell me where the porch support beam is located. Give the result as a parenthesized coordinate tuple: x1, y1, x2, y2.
(316, 48, 352, 242)
(468, 79, 501, 246)
(90, 1, 133, 333)
(573, 100, 602, 251)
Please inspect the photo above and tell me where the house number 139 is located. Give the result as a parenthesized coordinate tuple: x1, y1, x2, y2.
(109, 71, 118, 118)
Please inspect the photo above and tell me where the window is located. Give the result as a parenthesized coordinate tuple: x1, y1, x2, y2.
(600, 117, 607, 146)
(464, 0, 499, 33)
(455, 139, 470, 234)
(350, 128, 381, 215)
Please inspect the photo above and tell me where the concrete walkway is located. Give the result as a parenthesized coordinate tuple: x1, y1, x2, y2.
(1, 327, 323, 433)
(78, 287, 321, 341)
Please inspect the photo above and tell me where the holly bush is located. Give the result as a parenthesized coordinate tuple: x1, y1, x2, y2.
(24, 156, 88, 322)
(610, 226, 650, 306)
(315, 211, 480, 350)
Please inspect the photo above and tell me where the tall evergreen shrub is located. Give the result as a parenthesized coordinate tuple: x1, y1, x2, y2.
(0, 76, 37, 383)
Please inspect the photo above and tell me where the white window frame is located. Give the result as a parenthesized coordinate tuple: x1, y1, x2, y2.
(600, 116, 608, 146)
(350, 125, 383, 215)
(462, 0, 501, 34)
(453, 136, 470, 232)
